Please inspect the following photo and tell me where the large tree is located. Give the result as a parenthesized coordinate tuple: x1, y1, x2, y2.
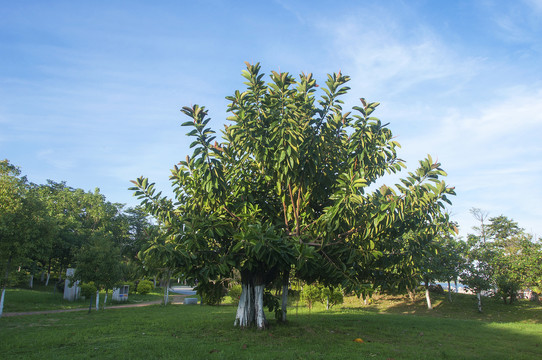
(131, 63, 454, 328)
(0, 160, 53, 316)
(73, 234, 123, 310)
(369, 217, 458, 309)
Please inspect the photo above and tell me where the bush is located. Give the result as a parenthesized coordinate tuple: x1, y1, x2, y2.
(303, 284, 323, 310)
(55, 280, 65, 293)
(264, 290, 282, 320)
(10, 271, 29, 287)
(303, 283, 344, 310)
(197, 281, 227, 305)
(321, 287, 344, 309)
(137, 280, 154, 295)
(228, 284, 242, 305)
(287, 289, 301, 303)
(80, 282, 97, 298)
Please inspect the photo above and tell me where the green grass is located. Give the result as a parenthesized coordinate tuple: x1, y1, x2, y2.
(1, 303, 541, 359)
(1, 286, 164, 312)
(1, 289, 541, 359)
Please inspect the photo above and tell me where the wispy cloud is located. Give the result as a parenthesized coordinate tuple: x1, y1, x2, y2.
(313, 11, 480, 101)
(485, 0, 542, 43)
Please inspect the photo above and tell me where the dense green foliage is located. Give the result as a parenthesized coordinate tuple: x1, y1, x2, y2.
(73, 236, 123, 292)
(0, 159, 165, 316)
(136, 280, 154, 295)
(462, 212, 542, 310)
(1, 160, 54, 289)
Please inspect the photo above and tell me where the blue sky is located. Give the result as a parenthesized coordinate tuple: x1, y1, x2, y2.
(1, 0, 541, 238)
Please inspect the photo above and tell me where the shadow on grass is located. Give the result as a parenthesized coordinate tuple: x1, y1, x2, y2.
(342, 292, 542, 324)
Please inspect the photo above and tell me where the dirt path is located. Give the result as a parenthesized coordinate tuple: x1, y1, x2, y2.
(3, 295, 188, 317)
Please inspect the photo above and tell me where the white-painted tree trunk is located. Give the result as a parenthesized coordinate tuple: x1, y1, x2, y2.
(254, 284, 266, 329)
(95, 291, 100, 311)
(45, 273, 50, 286)
(0, 288, 5, 318)
(281, 283, 288, 322)
(447, 281, 452, 302)
(164, 271, 171, 305)
(2, 256, 11, 317)
(234, 283, 254, 327)
(234, 281, 267, 329)
(425, 286, 433, 310)
(477, 292, 483, 313)
(103, 291, 108, 310)
(29, 275, 34, 288)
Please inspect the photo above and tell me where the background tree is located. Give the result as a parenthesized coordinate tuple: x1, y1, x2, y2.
(138, 226, 186, 305)
(436, 234, 466, 302)
(470, 208, 489, 243)
(1, 160, 28, 317)
(1, 160, 54, 316)
(73, 235, 123, 310)
(461, 234, 495, 313)
(485, 216, 537, 304)
(131, 63, 454, 329)
(371, 216, 457, 309)
(463, 213, 542, 311)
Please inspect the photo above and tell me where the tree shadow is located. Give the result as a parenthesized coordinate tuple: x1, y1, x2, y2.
(343, 292, 542, 324)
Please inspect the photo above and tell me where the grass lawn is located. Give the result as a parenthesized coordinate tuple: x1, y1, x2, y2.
(1, 289, 541, 359)
(1, 285, 164, 313)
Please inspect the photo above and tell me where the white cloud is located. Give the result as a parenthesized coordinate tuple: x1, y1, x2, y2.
(311, 8, 542, 237)
(411, 87, 542, 237)
(437, 86, 542, 157)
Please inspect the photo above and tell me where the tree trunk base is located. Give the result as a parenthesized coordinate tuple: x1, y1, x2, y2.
(477, 292, 483, 313)
(281, 283, 288, 323)
(234, 282, 268, 329)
